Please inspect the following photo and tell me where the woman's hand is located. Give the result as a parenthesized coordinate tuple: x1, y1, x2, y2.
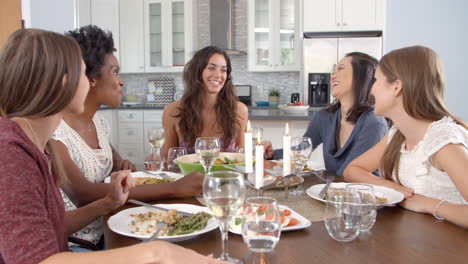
(399, 194, 437, 214)
(173, 172, 204, 197)
(262, 140, 274, 159)
(113, 159, 137, 172)
(106, 170, 135, 210)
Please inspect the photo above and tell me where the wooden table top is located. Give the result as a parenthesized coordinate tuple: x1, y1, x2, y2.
(104, 175, 468, 264)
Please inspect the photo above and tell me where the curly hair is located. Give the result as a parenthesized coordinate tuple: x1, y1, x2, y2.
(66, 25, 115, 79)
(177, 46, 240, 148)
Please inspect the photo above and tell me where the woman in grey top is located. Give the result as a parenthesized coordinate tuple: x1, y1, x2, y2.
(266, 52, 388, 176)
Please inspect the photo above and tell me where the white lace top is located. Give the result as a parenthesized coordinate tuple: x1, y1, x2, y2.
(388, 117, 468, 205)
(53, 113, 113, 245)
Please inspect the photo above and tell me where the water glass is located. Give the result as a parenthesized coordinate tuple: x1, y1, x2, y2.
(203, 171, 246, 264)
(167, 147, 187, 172)
(148, 127, 166, 148)
(242, 197, 281, 253)
(195, 137, 221, 174)
(289, 137, 312, 196)
(144, 146, 164, 173)
(345, 183, 377, 232)
(324, 189, 362, 242)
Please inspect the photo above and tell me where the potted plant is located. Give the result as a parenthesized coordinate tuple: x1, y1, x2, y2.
(268, 89, 280, 107)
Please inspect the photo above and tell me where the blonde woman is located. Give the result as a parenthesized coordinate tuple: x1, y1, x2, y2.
(0, 29, 228, 264)
(344, 46, 468, 228)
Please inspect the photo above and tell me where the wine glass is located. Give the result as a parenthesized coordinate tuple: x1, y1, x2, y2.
(195, 137, 221, 175)
(204, 171, 246, 263)
(167, 147, 187, 172)
(242, 197, 281, 253)
(324, 189, 362, 242)
(147, 127, 166, 148)
(345, 183, 377, 232)
(144, 145, 164, 173)
(289, 137, 312, 196)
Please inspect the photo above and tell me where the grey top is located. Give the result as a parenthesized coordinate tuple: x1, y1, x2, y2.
(274, 107, 388, 176)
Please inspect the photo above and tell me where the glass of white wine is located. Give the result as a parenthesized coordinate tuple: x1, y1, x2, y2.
(290, 137, 312, 196)
(195, 137, 221, 174)
(204, 171, 246, 263)
(148, 127, 166, 148)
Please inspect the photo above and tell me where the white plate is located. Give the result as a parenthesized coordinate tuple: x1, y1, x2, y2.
(306, 182, 405, 206)
(228, 205, 311, 235)
(104, 171, 184, 183)
(277, 104, 310, 114)
(107, 204, 218, 242)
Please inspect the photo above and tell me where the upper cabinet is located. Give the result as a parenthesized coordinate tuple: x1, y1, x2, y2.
(248, 0, 301, 72)
(303, 0, 385, 32)
(77, 0, 193, 73)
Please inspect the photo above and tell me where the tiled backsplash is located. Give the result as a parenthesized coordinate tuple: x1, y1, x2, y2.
(121, 0, 301, 105)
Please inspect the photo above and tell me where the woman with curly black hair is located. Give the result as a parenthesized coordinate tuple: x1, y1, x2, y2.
(162, 46, 249, 155)
(52, 25, 205, 250)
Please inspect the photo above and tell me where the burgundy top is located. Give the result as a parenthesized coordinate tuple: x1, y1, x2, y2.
(0, 117, 68, 264)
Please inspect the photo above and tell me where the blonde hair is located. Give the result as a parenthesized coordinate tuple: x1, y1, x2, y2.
(0, 29, 83, 181)
(379, 46, 467, 182)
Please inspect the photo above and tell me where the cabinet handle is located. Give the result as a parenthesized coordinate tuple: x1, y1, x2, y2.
(128, 130, 134, 136)
(336, 22, 341, 26)
(128, 152, 135, 157)
(343, 22, 348, 26)
(139, 66, 144, 69)
(128, 113, 134, 119)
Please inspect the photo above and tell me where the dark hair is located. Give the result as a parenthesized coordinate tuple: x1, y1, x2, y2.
(327, 52, 378, 123)
(177, 46, 239, 148)
(66, 25, 115, 79)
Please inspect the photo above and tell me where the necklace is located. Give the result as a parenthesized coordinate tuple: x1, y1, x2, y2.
(22, 118, 41, 149)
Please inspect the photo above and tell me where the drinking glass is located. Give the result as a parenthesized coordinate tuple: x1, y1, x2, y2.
(195, 137, 221, 174)
(144, 146, 164, 173)
(242, 197, 281, 253)
(324, 189, 362, 242)
(289, 137, 312, 196)
(345, 183, 377, 232)
(147, 127, 166, 148)
(251, 127, 264, 145)
(235, 146, 245, 153)
(204, 171, 246, 263)
(167, 147, 187, 172)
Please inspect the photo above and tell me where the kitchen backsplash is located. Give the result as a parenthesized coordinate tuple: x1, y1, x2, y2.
(120, 0, 301, 106)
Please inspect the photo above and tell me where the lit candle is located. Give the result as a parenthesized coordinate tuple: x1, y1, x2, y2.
(244, 120, 253, 173)
(283, 123, 291, 176)
(255, 131, 264, 189)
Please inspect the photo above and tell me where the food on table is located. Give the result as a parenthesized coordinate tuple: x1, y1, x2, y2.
(230, 206, 300, 232)
(287, 101, 305, 106)
(134, 177, 174, 185)
(323, 187, 389, 204)
(129, 210, 211, 236)
(193, 157, 242, 165)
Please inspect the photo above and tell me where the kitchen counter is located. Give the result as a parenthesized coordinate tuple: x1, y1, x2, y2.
(99, 105, 324, 121)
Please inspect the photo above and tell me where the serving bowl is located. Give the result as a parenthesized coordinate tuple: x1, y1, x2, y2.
(277, 104, 310, 113)
(176, 152, 245, 175)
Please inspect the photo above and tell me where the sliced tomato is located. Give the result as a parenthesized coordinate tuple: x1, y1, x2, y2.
(283, 209, 292, 216)
(280, 215, 286, 224)
(287, 217, 299, 227)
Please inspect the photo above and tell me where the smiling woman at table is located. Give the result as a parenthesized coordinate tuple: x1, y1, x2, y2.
(162, 46, 248, 156)
(0, 29, 229, 264)
(344, 46, 468, 228)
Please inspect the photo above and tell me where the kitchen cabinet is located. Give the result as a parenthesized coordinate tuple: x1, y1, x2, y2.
(119, 0, 145, 72)
(303, 0, 385, 32)
(76, 0, 120, 61)
(248, 0, 301, 72)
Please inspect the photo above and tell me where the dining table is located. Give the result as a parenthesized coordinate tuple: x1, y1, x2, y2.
(104, 173, 468, 264)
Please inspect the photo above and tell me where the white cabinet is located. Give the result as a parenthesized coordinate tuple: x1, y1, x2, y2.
(76, 0, 120, 61)
(119, 0, 145, 72)
(303, 0, 385, 32)
(143, 0, 193, 72)
(248, 0, 301, 72)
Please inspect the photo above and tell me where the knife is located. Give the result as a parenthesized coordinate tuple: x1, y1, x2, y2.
(127, 199, 193, 217)
(318, 176, 335, 199)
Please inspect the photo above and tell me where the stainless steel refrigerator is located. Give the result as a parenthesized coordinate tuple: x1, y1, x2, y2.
(302, 32, 383, 106)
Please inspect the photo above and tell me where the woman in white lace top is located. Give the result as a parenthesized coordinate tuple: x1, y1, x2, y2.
(52, 25, 205, 248)
(344, 46, 468, 228)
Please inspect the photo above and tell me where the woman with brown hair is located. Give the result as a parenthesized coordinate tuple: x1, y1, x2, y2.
(344, 46, 468, 228)
(265, 52, 388, 177)
(0, 29, 229, 263)
(162, 46, 248, 156)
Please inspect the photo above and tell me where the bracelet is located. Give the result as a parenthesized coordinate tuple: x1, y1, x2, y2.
(432, 200, 447, 220)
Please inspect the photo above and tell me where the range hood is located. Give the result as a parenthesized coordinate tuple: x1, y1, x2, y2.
(210, 0, 245, 55)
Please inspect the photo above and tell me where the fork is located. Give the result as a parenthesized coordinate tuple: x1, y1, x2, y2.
(148, 221, 167, 241)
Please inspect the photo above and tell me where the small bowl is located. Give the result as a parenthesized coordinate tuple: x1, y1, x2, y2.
(255, 101, 269, 107)
(176, 152, 246, 175)
(277, 104, 310, 113)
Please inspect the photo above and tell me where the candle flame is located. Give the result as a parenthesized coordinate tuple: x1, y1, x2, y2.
(257, 130, 261, 144)
(285, 122, 289, 136)
(246, 120, 251, 132)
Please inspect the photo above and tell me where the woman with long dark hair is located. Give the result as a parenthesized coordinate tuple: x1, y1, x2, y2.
(163, 46, 248, 155)
(344, 46, 468, 228)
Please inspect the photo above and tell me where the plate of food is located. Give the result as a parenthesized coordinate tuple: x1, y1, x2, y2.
(176, 152, 245, 175)
(229, 205, 311, 235)
(107, 203, 218, 242)
(104, 171, 183, 184)
(306, 182, 405, 206)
